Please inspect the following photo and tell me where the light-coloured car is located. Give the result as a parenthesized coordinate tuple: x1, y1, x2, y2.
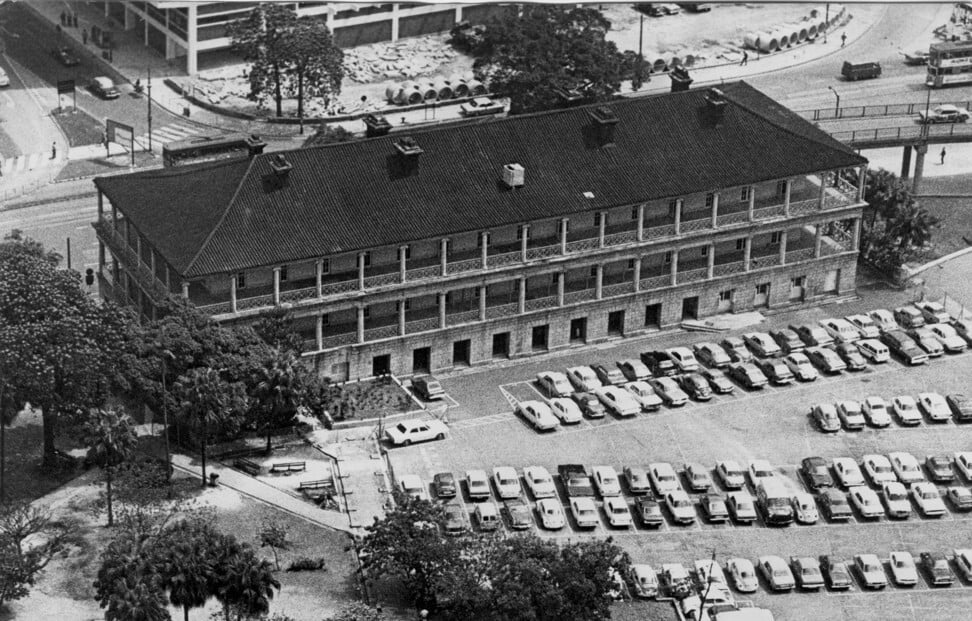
(716, 460, 746, 490)
(694, 559, 727, 586)
(603, 496, 633, 527)
(0, 68, 9, 88)
(492, 467, 522, 499)
(846, 314, 881, 339)
(384, 419, 448, 446)
(727, 491, 757, 523)
(862, 454, 897, 485)
(812, 403, 841, 432)
(684, 462, 713, 492)
(783, 352, 818, 381)
(91, 76, 120, 99)
(566, 366, 602, 392)
(946, 486, 972, 511)
(833, 458, 866, 488)
(861, 397, 892, 428)
(628, 564, 659, 599)
(591, 465, 622, 497)
(726, 557, 759, 593)
(916, 300, 951, 323)
(623, 466, 652, 495)
(516, 400, 559, 431)
(748, 459, 776, 487)
(625, 381, 663, 411)
(805, 346, 846, 373)
(910, 327, 945, 356)
(743, 332, 781, 357)
(918, 392, 951, 422)
(894, 305, 925, 329)
(617, 359, 652, 382)
(536, 498, 565, 529)
(523, 466, 556, 499)
(892, 395, 923, 426)
(836, 400, 866, 431)
(820, 317, 861, 344)
(849, 486, 884, 519)
(693, 342, 731, 368)
(648, 377, 689, 406)
(758, 556, 795, 591)
(854, 554, 887, 589)
(665, 347, 699, 372)
(889, 551, 918, 586)
(953, 548, 972, 582)
(881, 481, 912, 519)
(549, 398, 583, 424)
(929, 323, 966, 352)
(956, 452, 972, 480)
(700, 367, 735, 393)
(536, 371, 572, 397)
(665, 490, 696, 524)
(868, 308, 898, 332)
(919, 103, 971, 123)
(791, 556, 824, 590)
(890, 452, 924, 484)
(594, 385, 641, 417)
(398, 474, 426, 501)
(911, 482, 947, 516)
(649, 462, 681, 495)
(792, 492, 818, 524)
(466, 470, 491, 500)
(570, 497, 600, 528)
(459, 96, 504, 116)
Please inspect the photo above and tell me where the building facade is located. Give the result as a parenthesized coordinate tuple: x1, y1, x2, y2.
(94, 83, 867, 382)
(97, 2, 507, 74)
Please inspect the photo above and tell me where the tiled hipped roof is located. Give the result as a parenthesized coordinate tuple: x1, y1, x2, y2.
(94, 82, 866, 279)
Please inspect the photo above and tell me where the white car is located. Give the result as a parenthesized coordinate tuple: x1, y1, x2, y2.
(820, 317, 861, 343)
(523, 466, 556, 499)
(665, 347, 699, 372)
(748, 459, 776, 487)
(955, 452, 972, 480)
(665, 490, 696, 524)
(783, 352, 818, 381)
(649, 462, 682, 495)
(953, 549, 972, 581)
(603, 496, 633, 527)
(911, 482, 946, 516)
(918, 392, 951, 422)
(790, 556, 824, 590)
(868, 308, 898, 332)
(591, 465, 622, 497)
(743, 332, 781, 357)
(833, 458, 866, 488)
(929, 323, 966, 352)
(836, 400, 866, 430)
(536, 371, 572, 397)
(398, 474, 426, 501)
(862, 397, 892, 427)
(727, 491, 757, 523)
(892, 395, 922, 426)
(648, 377, 689, 406)
(516, 400, 560, 430)
(758, 555, 795, 591)
(716, 460, 746, 490)
(617, 359, 652, 382)
(726, 557, 759, 593)
(570, 497, 600, 528)
(881, 481, 912, 519)
(492, 467, 522, 499)
(916, 300, 950, 323)
(566, 366, 602, 392)
(594, 385, 641, 417)
(846, 314, 881, 339)
(466, 470, 491, 500)
(849, 486, 884, 519)
(629, 564, 658, 599)
(792, 492, 818, 524)
(889, 551, 918, 586)
(693, 342, 731, 368)
(862, 454, 897, 485)
(890, 452, 924, 484)
(0, 68, 8, 88)
(384, 419, 448, 446)
(549, 398, 583, 424)
(625, 381, 664, 411)
(458, 96, 504, 116)
(536, 498, 565, 529)
(854, 554, 887, 589)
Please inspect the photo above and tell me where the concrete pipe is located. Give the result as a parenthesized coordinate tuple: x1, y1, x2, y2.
(461, 70, 476, 83)
(467, 79, 486, 96)
(669, 56, 682, 68)
(683, 54, 697, 67)
(743, 32, 762, 50)
(771, 29, 791, 48)
(652, 57, 668, 72)
(810, 6, 825, 19)
(450, 76, 469, 98)
(385, 85, 403, 103)
(433, 78, 453, 100)
(759, 34, 780, 52)
(819, 21, 827, 34)
(401, 81, 423, 105)
(788, 30, 800, 46)
(797, 26, 808, 42)
(807, 24, 818, 39)
(421, 82, 438, 101)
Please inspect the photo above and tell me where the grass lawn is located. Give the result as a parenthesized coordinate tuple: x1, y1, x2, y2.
(915, 195, 972, 261)
(50, 106, 105, 147)
(330, 378, 416, 422)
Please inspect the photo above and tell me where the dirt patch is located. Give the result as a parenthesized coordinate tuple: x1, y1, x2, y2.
(328, 377, 416, 422)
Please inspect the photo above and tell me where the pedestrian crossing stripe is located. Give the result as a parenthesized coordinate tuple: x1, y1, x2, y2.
(1, 151, 57, 175)
(133, 123, 204, 152)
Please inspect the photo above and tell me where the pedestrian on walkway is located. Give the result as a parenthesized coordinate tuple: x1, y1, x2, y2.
(941, 147, 947, 165)
(82, 28, 87, 44)
(740, 51, 748, 66)
(841, 33, 846, 47)
(50, 142, 57, 160)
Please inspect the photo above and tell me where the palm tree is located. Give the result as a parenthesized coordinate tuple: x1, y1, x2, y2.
(212, 542, 280, 621)
(887, 201, 939, 252)
(251, 349, 303, 454)
(174, 368, 246, 487)
(159, 521, 215, 621)
(104, 577, 171, 621)
(82, 408, 139, 526)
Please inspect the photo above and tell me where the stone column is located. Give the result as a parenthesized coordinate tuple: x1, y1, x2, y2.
(670, 250, 679, 286)
(520, 226, 529, 262)
(518, 278, 526, 314)
(557, 272, 565, 306)
(181, 281, 189, 299)
(439, 293, 447, 329)
(316, 314, 324, 350)
(710, 193, 719, 228)
(852, 218, 861, 251)
(707, 244, 715, 279)
(598, 212, 607, 248)
(98, 241, 106, 273)
(398, 299, 406, 336)
(595, 264, 603, 300)
(783, 179, 792, 216)
(633, 258, 642, 292)
(97, 190, 104, 219)
(316, 259, 323, 298)
(636, 204, 645, 241)
(358, 253, 366, 290)
(560, 218, 569, 254)
(481, 232, 489, 268)
(357, 306, 365, 344)
(913, 144, 928, 195)
(230, 275, 238, 313)
(901, 146, 912, 180)
(440, 238, 449, 275)
(479, 286, 487, 320)
(779, 231, 788, 265)
(857, 164, 868, 202)
(748, 186, 755, 221)
(817, 171, 827, 209)
(814, 224, 823, 258)
(744, 237, 752, 271)
(399, 246, 407, 283)
(674, 199, 683, 235)
(273, 267, 281, 305)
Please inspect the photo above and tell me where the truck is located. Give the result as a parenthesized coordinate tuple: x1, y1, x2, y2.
(841, 61, 882, 81)
(756, 479, 794, 526)
(558, 464, 594, 497)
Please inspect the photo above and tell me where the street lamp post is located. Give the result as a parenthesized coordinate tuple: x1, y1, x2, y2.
(827, 86, 840, 117)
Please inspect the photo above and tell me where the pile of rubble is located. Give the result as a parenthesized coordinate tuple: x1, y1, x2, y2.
(343, 34, 461, 84)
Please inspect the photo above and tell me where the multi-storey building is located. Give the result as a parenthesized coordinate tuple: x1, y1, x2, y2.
(93, 83, 867, 381)
(97, 2, 507, 74)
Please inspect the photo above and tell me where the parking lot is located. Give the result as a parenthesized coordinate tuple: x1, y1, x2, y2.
(388, 295, 972, 620)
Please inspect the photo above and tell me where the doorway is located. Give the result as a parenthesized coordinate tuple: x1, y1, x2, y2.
(492, 332, 510, 358)
(607, 310, 625, 336)
(644, 303, 661, 329)
(453, 339, 471, 366)
(412, 346, 431, 374)
(570, 317, 587, 343)
(754, 282, 770, 308)
(372, 354, 391, 377)
(531, 324, 549, 351)
(681, 296, 699, 320)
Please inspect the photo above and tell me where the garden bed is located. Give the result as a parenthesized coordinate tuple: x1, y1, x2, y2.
(325, 376, 417, 424)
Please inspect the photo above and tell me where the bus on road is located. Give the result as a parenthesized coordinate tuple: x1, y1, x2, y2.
(162, 133, 266, 167)
(926, 41, 972, 88)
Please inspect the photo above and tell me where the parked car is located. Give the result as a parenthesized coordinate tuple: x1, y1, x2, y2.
(862, 454, 897, 485)
(889, 551, 918, 586)
(925, 454, 956, 483)
(820, 555, 853, 590)
(665, 490, 696, 524)
(677, 373, 712, 400)
(649, 462, 682, 495)
(700, 367, 735, 393)
(700, 493, 729, 522)
(894, 305, 925, 329)
(536, 498, 566, 529)
(492, 467, 522, 499)
(603, 496, 633, 528)
(516, 400, 559, 431)
(769, 328, 804, 355)
(503, 498, 533, 530)
(433, 472, 457, 498)
(892, 395, 923, 426)
(51, 46, 81, 67)
(791, 556, 825, 590)
(465, 470, 491, 500)
(90, 76, 120, 99)
(812, 403, 841, 433)
(398, 474, 427, 501)
(617, 358, 652, 382)
(862, 397, 892, 427)
(953, 318, 972, 343)
(625, 381, 664, 411)
(849, 486, 884, 519)
(946, 393, 972, 423)
(726, 557, 759, 593)
(756, 358, 794, 384)
(549, 398, 583, 424)
(920, 104, 972, 123)
(635, 495, 665, 527)
(952, 548, 972, 581)
(571, 391, 606, 419)
(591, 465, 622, 497)
(919, 551, 955, 586)
(792, 492, 819, 524)
(693, 342, 731, 368)
(559, 464, 594, 497)
(684, 462, 713, 492)
(833, 457, 866, 488)
(918, 392, 951, 422)
(594, 385, 641, 417)
(856, 339, 890, 363)
(929, 323, 966, 352)
(641, 351, 678, 377)
(536, 371, 572, 397)
(743, 332, 781, 358)
(834, 342, 867, 370)
(459, 96, 504, 116)
(726, 491, 757, 523)
(660, 563, 694, 599)
(719, 337, 752, 363)
(820, 488, 853, 521)
(801, 456, 835, 490)
(694, 559, 727, 587)
(628, 564, 659, 599)
(820, 317, 861, 344)
(570, 497, 600, 528)
(523, 466, 556, 499)
(881, 481, 912, 519)
(716, 460, 747, 490)
(915, 300, 951, 323)
(955, 451, 972, 480)
(758, 556, 795, 591)
(0, 68, 8, 88)
(881, 330, 928, 365)
(412, 376, 445, 400)
(784, 352, 818, 381)
(442, 502, 467, 535)
(566, 366, 602, 392)
(805, 346, 846, 373)
(908, 327, 945, 357)
(385, 419, 449, 446)
(946, 486, 972, 511)
(868, 308, 899, 333)
(475, 503, 500, 531)
(911, 482, 947, 517)
(845, 314, 881, 339)
(836, 400, 866, 431)
(623, 466, 652, 495)
(854, 554, 888, 589)
(791, 323, 834, 347)
(648, 377, 689, 406)
(592, 363, 626, 386)
(665, 346, 699, 372)
(890, 452, 925, 484)
(727, 362, 768, 389)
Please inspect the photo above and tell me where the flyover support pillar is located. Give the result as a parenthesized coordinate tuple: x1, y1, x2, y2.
(912, 144, 928, 195)
(900, 145, 912, 180)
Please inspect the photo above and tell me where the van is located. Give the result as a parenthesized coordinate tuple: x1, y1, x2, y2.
(756, 479, 794, 526)
(475, 502, 500, 531)
(412, 376, 444, 400)
(841, 61, 882, 81)
(856, 339, 889, 363)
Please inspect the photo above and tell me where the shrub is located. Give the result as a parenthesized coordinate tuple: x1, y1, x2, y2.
(287, 556, 326, 572)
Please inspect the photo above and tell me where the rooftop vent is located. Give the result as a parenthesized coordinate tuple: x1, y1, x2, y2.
(502, 163, 525, 189)
(364, 114, 392, 137)
(702, 88, 728, 125)
(588, 106, 619, 147)
(246, 134, 267, 156)
(669, 67, 693, 93)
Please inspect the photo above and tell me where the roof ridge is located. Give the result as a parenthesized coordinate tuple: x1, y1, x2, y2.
(183, 156, 256, 275)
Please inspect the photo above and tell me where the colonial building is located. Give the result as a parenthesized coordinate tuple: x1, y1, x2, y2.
(98, 2, 507, 74)
(93, 82, 867, 381)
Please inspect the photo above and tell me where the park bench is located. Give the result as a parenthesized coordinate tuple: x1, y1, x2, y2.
(269, 461, 306, 474)
(299, 478, 337, 504)
(233, 458, 261, 476)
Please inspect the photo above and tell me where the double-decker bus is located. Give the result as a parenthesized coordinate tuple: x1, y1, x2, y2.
(162, 133, 266, 167)
(926, 41, 972, 87)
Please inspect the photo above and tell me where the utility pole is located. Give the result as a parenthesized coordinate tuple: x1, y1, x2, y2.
(147, 67, 153, 153)
(824, 4, 830, 43)
(636, 13, 645, 89)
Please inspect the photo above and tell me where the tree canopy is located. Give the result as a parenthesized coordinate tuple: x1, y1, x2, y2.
(858, 169, 939, 273)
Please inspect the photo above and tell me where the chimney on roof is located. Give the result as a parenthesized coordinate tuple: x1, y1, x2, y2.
(364, 114, 392, 137)
(588, 106, 619, 147)
(394, 137, 423, 175)
(702, 88, 728, 126)
(502, 163, 525, 189)
(263, 154, 292, 191)
(246, 134, 267, 156)
(669, 66, 693, 93)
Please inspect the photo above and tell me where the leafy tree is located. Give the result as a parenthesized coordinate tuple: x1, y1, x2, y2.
(858, 169, 939, 272)
(250, 349, 303, 454)
(228, 4, 298, 117)
(0, 503, 77, 606)
(280, 18, 345, 121)
(211, 538, 280, 621)
(303, 124, 355, 149)
(468, 6, 624, 114)
(253, 306, 304, 355)
(82, 407, 139, 526)
(258, 518, 290, 571)
(0, 376, 20, 501)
